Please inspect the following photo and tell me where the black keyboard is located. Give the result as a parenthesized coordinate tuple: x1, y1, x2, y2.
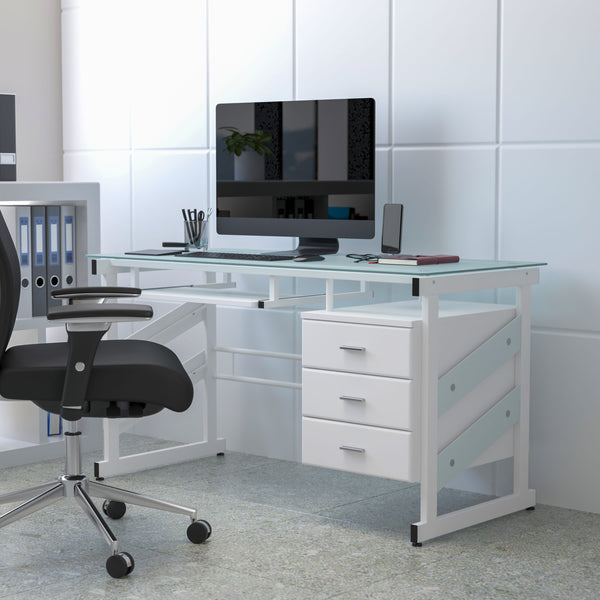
(184, 251, 293, 262)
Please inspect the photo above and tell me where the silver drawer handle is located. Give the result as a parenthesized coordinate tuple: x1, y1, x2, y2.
(339, 445, 366, 453)
(339, 345, 366, 352)
(339, 395, 366, 403)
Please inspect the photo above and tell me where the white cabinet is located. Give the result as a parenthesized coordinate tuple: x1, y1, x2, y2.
(301, 300, 517, 484)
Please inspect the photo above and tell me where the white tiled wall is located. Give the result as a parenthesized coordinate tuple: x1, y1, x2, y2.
(209, 0, 294, 107)
(61, 0, 600, 510)
(394, 148, 497, 257)
(393, 0, 498, 144)
(296, 0, 391, 144)
(61, 1, 132, 151)
(500, 146, 600, 332)
(131, 0, 208, 149)
(501, 0, 600, 142)
(131, 150, 209, 249)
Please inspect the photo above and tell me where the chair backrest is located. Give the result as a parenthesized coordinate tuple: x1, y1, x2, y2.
(0, 209, 22, 362)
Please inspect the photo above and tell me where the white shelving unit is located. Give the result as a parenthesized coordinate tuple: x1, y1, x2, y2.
(0, 182, 101, 467)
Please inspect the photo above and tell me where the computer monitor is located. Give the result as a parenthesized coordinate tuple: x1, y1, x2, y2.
(215, 98, 375, 255)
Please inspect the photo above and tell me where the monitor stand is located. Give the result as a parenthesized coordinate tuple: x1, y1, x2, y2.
(266, 237, 339, 257)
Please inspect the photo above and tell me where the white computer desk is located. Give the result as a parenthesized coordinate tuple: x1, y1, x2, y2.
(89, 252, 544, 544)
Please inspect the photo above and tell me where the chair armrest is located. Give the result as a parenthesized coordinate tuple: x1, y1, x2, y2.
(51, 286, 142, 301)
(52, 302, 153, 421)
(47, 303, 153, 323)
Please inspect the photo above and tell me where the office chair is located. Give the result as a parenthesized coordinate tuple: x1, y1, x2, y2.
(0, 210, 211, 578)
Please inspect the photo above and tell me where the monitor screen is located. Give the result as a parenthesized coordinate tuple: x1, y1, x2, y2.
(215, 98, 375, 255)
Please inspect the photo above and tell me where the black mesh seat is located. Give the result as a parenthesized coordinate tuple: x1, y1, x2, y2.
(0, 339, 193, 418)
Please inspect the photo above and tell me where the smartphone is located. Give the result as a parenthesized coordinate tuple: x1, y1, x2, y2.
(381, 203, 404, 254)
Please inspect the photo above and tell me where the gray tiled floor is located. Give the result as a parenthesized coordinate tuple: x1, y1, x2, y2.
(1, 436, 598, 600)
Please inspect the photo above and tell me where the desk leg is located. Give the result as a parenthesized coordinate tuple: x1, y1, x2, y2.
(204, 302, 219, 451)
(411, 284, 536, 545)
(94, 275, 226, 478)
(97, 265, 121, 479)
(514, 284, 535, 505)
(325, 279, 334, 311)
(412, 294, 439, 546)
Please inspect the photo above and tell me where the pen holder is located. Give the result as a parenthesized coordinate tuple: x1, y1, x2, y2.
(184, 219, 208, 251)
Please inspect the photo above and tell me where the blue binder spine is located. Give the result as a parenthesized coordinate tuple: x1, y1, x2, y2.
(31, 205, 47, 317)
(15, 206, 32, 318)
(46, 205, 61, 309)
(47, 412, 62, 437)
(60, 205, 76, 288)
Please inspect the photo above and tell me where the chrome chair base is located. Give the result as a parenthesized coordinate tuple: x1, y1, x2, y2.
(0, 421, 211, 578)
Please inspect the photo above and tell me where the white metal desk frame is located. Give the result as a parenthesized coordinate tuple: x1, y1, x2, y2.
(90, 254, 542, 544)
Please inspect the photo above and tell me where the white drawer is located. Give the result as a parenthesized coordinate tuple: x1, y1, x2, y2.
(302, 320, 419, 378)
(302, 417, 419, 482)
(302, 368, 417, 430)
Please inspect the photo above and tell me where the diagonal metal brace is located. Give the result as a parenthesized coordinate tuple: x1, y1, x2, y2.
(438, 316, 521, 416)
(127, 302, 205, 344)
(437, 386, 521, 491)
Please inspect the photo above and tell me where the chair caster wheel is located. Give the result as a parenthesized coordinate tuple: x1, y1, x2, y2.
(102, 499, 126, 519)
(187, 519, 212, 544)
(106, 551, 135, 578)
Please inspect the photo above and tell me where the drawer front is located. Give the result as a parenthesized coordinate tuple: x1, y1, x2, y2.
(302, 368, 417, 430)
(302, 320, 419, 378)
(302, 417, 419, 482)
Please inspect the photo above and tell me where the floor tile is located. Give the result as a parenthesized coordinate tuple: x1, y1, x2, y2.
(200, 513, 452, 596)
(2, 447, 599, 599)
(190, 459, 412, 514)
(316, 484, 495, 538)
(4, 555, 329, 600)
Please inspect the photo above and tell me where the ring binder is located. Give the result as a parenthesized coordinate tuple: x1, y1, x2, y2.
(60, 205, 76, 288)
(31, 205, 47, 317)
(46, 205, 61, 309)
(15, 206, 32, 318)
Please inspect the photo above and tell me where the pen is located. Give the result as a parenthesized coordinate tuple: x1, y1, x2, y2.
(193, 210, 199, 237)
(188, 209, 198, 238)
(182, 208, 194, 243)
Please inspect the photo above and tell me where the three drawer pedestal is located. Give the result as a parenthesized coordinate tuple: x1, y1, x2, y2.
(301, 300, 518, 486)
